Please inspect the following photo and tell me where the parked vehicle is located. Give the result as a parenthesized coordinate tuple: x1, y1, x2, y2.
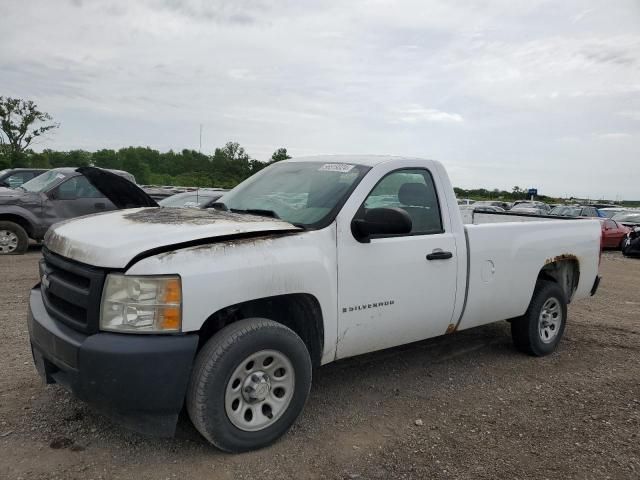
(158, 189, 227, 208)
(512, 200, 550, 213)
(28, 156, 601, 452)
(0, 168, 48, 189)
(612, 212, 640, 228)
(0, 167, 143, 255)
(473, 205, 505, 213)
(509, 203, 550, 215)
(598, 207, 631, 218)
(550, 205, 600, 218)
(622, 227, 640, 258)
(599, 219, 631, 249)
(473, 200, 511, 210)
(456, 198, 475, 206)
(142, 186, 185, 201)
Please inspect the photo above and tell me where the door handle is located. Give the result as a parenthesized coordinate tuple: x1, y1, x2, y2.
(94, 202, 106, 210)
(426, 250, 453, 260)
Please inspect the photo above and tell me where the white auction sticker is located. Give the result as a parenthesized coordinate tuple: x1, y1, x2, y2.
(318, 163, 355, 173)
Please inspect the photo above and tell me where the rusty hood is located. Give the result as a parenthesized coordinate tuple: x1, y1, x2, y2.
(44, 207, 302, 268)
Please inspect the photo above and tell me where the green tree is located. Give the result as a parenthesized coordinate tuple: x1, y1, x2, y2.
(270, 147, 291, 163)
(0, 97, 59, 165)
(93, 149, 121, 170)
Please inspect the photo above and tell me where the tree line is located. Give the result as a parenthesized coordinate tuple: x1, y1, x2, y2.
(1, 143, 291, 188)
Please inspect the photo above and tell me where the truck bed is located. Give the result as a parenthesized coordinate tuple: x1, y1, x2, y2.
(455, 217, 601, 331)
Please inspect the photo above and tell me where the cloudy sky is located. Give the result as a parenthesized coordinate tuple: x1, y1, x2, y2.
(1, 0, 639, 199)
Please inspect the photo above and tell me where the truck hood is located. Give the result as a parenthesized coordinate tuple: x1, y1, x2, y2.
(77, 166, 158, 208)
(0, 188, 39, 204)
(44, 207, 301, 268)
(0, 186, 18, 196)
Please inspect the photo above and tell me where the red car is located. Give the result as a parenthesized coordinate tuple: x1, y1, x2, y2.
(600, 219, 631, 249)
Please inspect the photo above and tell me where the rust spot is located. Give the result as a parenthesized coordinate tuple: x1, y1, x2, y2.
(445, 323, 457, 334)
(544, 253, 578, 265)
(123, 207, 293, 226)
(154, 231, 301, 261)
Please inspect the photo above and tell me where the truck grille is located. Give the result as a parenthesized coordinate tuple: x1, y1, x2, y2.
(40, 248, 106, 334)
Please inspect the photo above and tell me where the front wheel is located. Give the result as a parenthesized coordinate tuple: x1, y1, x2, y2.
(511, 280, 567, 356)
(0, 221, 29, 255)
(186, 318, 312, 452)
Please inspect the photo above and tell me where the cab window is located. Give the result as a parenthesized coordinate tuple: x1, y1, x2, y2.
(360, 169, 443, 235)
(56, 176, 104, 199)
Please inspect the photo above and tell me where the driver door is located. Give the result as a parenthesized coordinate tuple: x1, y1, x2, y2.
(45, 176, 116, 227)
(336, 168, 459, 359)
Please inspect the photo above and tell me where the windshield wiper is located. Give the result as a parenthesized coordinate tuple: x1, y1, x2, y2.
(230, 208, 280, 219)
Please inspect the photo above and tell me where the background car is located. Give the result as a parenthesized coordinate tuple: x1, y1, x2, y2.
(550, 205, 600, 217)
(0, 167, 140, 254)
(516, 201, 550, 213)
(510, 202, 550, 215)
(158, 189, 227, 208)
(598, 207, 630, 218)
(600, 219, 631, 249)
(622, 227, 640, 258)
(612, 212, 640, 228)
(473, 200, 511, 210)
(0, 168, 48, 189)
(473, 205, 505, 213)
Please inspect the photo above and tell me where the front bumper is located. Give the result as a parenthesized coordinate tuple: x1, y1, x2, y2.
(28, 286, 199, 436)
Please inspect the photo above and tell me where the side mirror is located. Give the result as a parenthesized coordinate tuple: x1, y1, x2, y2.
(351, 207, 412, 243)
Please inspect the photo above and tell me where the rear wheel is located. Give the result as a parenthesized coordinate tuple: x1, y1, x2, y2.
(186, 318, 312, 452)
(0, 221, 28, 255)
(511, 280, 567, 356)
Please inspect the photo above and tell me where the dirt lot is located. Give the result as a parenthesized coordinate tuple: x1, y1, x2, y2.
(1, 249, 639, 479)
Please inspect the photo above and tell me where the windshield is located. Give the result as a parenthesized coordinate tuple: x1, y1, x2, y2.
(20, 169, 69, 193)
(221, 161, 370, 227)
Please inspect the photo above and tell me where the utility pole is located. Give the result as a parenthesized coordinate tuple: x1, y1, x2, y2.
(199, 124, 203, 154)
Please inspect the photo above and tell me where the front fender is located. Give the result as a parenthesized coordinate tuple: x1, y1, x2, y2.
(125, 225, 339, 364)
(0, 205, 42, 238)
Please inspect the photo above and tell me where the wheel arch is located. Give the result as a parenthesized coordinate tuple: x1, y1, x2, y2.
(0, 213, 34, 238)
(537, 256, 580, 303)
(197, 293, 325, 367)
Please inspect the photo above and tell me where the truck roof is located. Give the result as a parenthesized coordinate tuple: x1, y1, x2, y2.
(284, 155, 431, 168)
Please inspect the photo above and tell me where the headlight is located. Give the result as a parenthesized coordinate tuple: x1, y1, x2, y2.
(100, 274, 182, 333)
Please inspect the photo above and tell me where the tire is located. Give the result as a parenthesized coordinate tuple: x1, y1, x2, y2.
(511, 280, 567, 356)
(0, 221, 29, 255)
(186, 318, 312, 452)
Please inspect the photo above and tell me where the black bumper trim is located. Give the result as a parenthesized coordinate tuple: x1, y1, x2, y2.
(28, 287, 199, 436)
(590, 275, 601, 296)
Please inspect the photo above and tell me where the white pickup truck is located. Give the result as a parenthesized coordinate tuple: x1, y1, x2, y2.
(28, 156, 602, 452)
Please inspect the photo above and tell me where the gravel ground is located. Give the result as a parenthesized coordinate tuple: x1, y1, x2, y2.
(1, 249, 639, 479)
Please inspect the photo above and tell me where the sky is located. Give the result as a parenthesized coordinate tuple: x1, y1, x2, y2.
(1, 0, 639, 199)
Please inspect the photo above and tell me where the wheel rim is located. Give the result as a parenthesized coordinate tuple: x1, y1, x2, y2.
(0, 230, 19, 254)
(538, 297, 562, 344)
(224, 349, 295, 432)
